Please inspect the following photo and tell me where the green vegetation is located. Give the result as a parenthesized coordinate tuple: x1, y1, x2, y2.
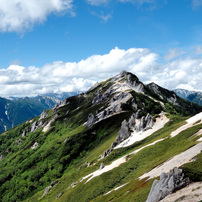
(0, 72, 202, 202)
(36, 123, 202, 202)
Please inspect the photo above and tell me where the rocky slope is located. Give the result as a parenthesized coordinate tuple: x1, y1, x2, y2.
(0, 92, 80, 133)
(0, 71, 202, 202)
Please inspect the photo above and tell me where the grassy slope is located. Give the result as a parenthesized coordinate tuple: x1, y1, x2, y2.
(26, 116, 202, 202)
(1, 74, 202, 201)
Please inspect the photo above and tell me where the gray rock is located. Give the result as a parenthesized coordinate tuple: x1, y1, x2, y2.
(41, 179, 58, 198)
(85, 113, 97, 127)
(53, 99, 69, 113)
(41, 186, 52, 198)
(128, 113, 136, 128)
(146, 167, 190, 202)
(100, 162, 105, 170)
(131, 98, 138, 109)
(135, 113, 153, 132)
(116, 119, 131, 144)
(0, 154, 4, 161)
(50, 180, 58, 187)
(56, 192, 63, 199)
(39, 110, 48, 120)
(135, 109, 141, 119)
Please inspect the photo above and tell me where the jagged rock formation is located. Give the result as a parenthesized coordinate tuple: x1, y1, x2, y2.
(85, 113, 97, 128)
(116, 120, 131, 144)
(146, 167, 190, 202)
(21, 110, 58, 137)
(102, 112, 154, 158)
(135, 113, 153, 132)
(53, 99, 69, 113)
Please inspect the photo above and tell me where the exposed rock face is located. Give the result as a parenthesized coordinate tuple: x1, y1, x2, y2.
(128, 113, 136, 128)
(127, 73, 144, 93)
(116, 120, 131, 144)
(102, 112, 154, 159)
(135, 113, 153, 132)
(22, 111, 58, 135)
(53, 99, 69, 113)
(31, 121, 43, 132)
(41, 180, 58, 198)
(147, 82, 180, 106)
(100, 162, 105, 170)
(39, 110, 48, 120)
(0, 154, 4, 161)
(92, 87, 115, 105)
(22, 127, 30, 137)
(56, 192, 63, 199)
(146, 167, 190, 202)
(85, 113, 97, 128)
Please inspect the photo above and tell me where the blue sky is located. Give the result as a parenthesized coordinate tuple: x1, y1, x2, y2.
(0, 0, 202, 97)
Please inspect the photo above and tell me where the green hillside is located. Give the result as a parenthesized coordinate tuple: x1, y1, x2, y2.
(0, 71, 202, 202)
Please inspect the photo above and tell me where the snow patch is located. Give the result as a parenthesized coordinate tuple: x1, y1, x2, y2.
(104, 183, 129, 195)
(139, 142, 202, 180)
(170, 112, 202, 138)
(81, 139, 165, 183)
(115, 113, 169, 149)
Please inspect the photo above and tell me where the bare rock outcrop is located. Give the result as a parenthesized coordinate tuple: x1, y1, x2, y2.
(116, 119, 131, 144)
(100, 162, 105, 170)
(85, 113, 98, 128)
(53, 99, 69, 113)
(146, 167, 190, 202)
(0, 154, 4, 161)
(39, 110, 48, 120)
(135, 113, 153, 132)
(41, 180, 58, 198)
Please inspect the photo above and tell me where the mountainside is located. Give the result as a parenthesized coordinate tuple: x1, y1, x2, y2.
(0, 71, 202, 202)
(174, 88, 202, 106)
(0, 92, 80, 133)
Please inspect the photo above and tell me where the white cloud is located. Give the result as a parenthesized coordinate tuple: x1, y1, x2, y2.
(164, 48, 185, 60)
(0, 47, 202, 97)
(0, 0, 73, 33)
(195, 46, 202, 55)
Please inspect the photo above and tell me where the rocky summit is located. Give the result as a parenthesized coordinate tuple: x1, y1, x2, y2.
(0, 71, 202, 202)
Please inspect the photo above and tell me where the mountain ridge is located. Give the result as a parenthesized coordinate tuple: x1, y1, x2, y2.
(0, 71, 202, 202)
(174, 88, 202, 106)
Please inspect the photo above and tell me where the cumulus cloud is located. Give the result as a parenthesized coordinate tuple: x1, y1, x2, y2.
(164, 48, 185, 60)
(0, 47, 202, 97)
(0, 0, 73, 33)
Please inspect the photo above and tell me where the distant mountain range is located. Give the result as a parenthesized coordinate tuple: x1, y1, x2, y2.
(0, 92, 80, 133)
(174, 89, 202, 106)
